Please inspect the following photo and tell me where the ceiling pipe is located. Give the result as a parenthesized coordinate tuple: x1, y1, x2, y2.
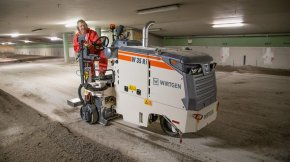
(142, 21, 155, 48)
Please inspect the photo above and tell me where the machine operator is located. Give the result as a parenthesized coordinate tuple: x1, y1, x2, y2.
(73, 19, 108, 79)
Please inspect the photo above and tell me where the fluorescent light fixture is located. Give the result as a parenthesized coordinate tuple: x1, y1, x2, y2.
(64, 18, 97, 28)
(23, 40, 32, 43)
(48, 37, 62, 41)
(213, 17, 243, 25)
(65, 22, 76, 28)
(11, 33, 20, 37)
(148, 28, 162, 32)
(64, 18, 82, 28)
(212, 17, 245, 28)
(1, 42, 15, 45)
(137, 4, 180, 15)
(212, 23, 244, 28)
(7, 42, 16, 45)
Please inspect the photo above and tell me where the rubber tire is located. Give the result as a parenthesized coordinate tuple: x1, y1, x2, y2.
(159, 116, 179, 137)
(80, 105, 99, 124)
(90, 110, 98, 124)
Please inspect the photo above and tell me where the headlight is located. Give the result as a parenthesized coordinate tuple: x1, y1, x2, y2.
(189, 64, 203, 75)
(169, 59, 183, 71)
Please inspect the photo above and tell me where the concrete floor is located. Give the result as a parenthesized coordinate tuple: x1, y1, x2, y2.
(0, 89, 134, 162)
(0, 59, 289, 162)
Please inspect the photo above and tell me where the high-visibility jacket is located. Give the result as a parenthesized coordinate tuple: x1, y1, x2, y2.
(73, 28, 108, 75)
(73, 28, 99, 54)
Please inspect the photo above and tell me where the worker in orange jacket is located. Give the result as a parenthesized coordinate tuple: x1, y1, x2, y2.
(73, 19, 107, 78)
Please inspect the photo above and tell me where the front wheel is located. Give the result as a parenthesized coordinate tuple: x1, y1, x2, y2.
(80, 104, 99, 124)
(159, 116, 179, 137)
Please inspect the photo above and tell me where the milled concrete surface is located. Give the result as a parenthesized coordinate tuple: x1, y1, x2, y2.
(0, 90, 135, 162)
(0, 58, 289, 162)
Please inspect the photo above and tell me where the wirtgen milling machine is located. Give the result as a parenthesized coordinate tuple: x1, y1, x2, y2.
(68, 21, 219, 141)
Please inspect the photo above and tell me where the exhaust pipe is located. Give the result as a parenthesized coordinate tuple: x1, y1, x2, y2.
(142, 21, 155, 48)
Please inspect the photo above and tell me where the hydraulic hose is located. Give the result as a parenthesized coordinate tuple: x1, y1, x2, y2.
(78, 84, 85, 105)
(84, 83, 108, 92)
(78, 83, 109, 106)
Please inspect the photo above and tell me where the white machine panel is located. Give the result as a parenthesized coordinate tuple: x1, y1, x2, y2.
(116, 52, 148, 98)
(149, 60, 185, 109)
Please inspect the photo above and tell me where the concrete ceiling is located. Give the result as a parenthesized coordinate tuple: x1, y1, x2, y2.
(1, 0, 290, 44)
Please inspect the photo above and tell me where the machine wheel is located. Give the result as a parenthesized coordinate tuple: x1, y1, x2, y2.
(159, 116, 179, 137)
(80, 104, 99, 124)
(90, 110, 98, 124)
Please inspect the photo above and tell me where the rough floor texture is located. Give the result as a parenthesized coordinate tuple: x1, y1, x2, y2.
(0, 89, 135, 162)
(0, 59, 289, 162)
(202, 72, 290, 161)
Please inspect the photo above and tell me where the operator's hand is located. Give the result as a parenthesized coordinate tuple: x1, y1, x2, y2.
(83, 40, 90, 48)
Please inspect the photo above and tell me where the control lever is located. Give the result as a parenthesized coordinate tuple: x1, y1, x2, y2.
(89, 54, 100, 61)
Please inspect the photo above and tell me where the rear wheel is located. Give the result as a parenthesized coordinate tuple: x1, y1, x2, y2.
(159, 116, 179, 137)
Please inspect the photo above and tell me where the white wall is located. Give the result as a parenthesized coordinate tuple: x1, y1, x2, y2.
(14, 44, 290, 70)
(15, 46, 76, 59)
(167, 46, 290, 70)
(15, 47, 63, 57)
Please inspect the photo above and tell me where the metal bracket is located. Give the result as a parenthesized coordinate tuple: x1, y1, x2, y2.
(162, 115, 183, 143)
(67, 98, 82, 107)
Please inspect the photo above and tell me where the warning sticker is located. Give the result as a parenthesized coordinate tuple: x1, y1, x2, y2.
(129, 85, 137, 91)
(144, 98, 152, 106)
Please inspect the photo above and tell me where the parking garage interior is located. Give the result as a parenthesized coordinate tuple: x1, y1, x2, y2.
(0, 0, 290, 162)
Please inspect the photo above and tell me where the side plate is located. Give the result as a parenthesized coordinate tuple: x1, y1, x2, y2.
(67, 98, 82, 107)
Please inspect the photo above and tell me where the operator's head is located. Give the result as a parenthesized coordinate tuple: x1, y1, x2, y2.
(77, 19, 88, 34)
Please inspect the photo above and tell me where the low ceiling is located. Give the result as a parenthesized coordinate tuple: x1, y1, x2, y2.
(0, 0, 290, 44)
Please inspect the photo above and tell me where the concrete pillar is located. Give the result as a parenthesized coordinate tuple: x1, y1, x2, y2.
(95, 27, 101, 37)
(63, 32, 69, 63)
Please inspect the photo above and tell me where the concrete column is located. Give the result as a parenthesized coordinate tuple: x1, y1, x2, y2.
(63, 32, 69, 63)
(95, 27, 101, 37)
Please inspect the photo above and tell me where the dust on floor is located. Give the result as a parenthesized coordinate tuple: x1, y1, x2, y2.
(0, 89, 135, 162)
(0, 60, 290, 162)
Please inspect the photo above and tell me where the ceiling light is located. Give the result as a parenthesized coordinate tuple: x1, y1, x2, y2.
(7, 42, 16, 45)
(212, 23, 244, 28)
(149, 28, 162, 32)
(212, 17, 244, 28)
(23, 40, 32, 43)
(48, 37, 62, 41)
(11, 33, 20, 37)
(1, 42, 15, 45)
(64, 19, 97, 28)
(213, 17, 243, 25)
(137, 4, 180, 15)
(65, 22, 77, 28)
(64, 18, 82, 28)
